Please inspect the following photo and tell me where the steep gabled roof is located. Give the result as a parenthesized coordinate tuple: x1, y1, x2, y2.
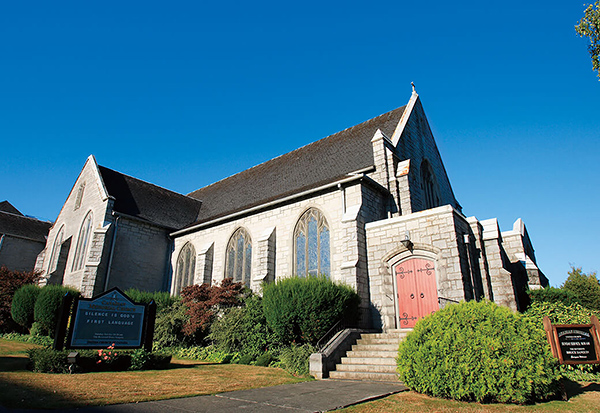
(0, 201, 23, 216)
(97, 166, 203, 230)
(186, 106, 406, 225)
(0, 209, 51, 242)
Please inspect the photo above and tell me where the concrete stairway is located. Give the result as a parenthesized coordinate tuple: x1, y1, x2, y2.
(328, 329, 411, 382)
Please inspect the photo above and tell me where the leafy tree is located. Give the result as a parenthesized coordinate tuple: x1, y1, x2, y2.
(575, 1, 600, 79)
(561, 266, 600, 311)
(180, 278, 246, 342)
(0, 267, 40, 333)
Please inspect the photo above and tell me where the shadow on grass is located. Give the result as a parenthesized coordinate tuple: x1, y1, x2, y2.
(0, 355, 30, 372)
(564, 379, 600, 399)
(0, 374, 86, 410)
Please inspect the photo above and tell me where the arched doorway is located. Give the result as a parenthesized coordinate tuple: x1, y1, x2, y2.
(395, 257, 439, 328)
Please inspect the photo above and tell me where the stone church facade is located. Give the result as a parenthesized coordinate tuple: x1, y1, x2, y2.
(35, 90, 547, 331)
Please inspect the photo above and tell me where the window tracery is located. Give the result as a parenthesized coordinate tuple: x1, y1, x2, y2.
(225, 228, 252, 287)
(294, 208, 330, 278)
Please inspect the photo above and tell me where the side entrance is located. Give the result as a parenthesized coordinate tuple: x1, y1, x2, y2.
(394, 257, 439, 328)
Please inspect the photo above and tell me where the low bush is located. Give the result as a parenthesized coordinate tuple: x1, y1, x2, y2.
(276, 343, 315, 377)
(262, 276, 359, 345)
(11, 284, 41, 330)
(171, 345, 239, 364)
(397, 300, 560, 404)
(33, 285, 79, 337)
(0, 267, 40, 333)
(255, 352, 275, 367)
(0, 332, 53, 347)
(27, 347, 171, 373)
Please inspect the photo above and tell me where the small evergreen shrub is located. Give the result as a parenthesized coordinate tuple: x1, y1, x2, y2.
(29, 322, 46, 338)
(397, 300, 560, 404)
(255, 352, 275, 367)
(11, 284, 41, 330)
(209, 295, 277, 357)
(236, 354, 254, 365)
(153, 300, 190, 349)
(276, 343, 315, 377)
(262, 276, 359, 345)
(527, 287, 582, 308)
(0, 267, 40, 333)
(123, 288, 178, 312)
(33, 285, 79, 337)
(562, 266, 600, 311)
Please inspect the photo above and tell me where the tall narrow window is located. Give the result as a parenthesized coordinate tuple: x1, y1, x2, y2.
(294, 208, 330, 278)
(225, 228, 252, 287)
(74, 182, 85, 210)
(48, 226, 65, 273)
(72, 212, 93, 271)
(174, 242, 196, 295)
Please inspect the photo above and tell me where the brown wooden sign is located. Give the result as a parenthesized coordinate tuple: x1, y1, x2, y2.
(543, 315, 600, 365)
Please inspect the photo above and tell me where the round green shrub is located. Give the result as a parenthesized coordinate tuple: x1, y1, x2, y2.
(153, 299, 190, 349)
(262, 276, 359, 345)
(33, 285, 79, 337)
(397, 300, 560, 404)
(11, 284, 41, 330)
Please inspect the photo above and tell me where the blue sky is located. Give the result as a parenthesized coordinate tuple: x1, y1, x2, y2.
(1, 1, 598, 287)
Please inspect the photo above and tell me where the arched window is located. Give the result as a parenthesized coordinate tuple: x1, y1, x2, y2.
(294, 208, 330, 278)
(72, 212, 93, 271)
(225, 228, 252, 287)
(48, 226, 65, 273)
(421, 160, 440, 210)
(174, 242, 196, 294)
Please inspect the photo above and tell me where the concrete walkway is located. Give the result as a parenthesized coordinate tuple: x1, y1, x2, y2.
(1, 380, 408, 413)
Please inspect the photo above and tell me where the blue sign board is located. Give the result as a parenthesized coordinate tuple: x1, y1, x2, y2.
(68, 288, 147, 348)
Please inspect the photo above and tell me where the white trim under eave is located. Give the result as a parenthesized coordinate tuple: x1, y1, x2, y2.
(170, 173, 369, 238)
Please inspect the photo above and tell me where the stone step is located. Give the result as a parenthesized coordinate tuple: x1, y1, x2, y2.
(352, 343, 398, 352)
(335, 363, 397, 373)
(356, 337, 403, 345)
(346, 350, 398, 358)
(363, 331, 410, 340)
(340, 356, 396, 365)
(329, 370, 399, 382)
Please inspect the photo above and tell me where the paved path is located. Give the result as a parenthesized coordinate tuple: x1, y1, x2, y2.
(1, 380, 407, 413)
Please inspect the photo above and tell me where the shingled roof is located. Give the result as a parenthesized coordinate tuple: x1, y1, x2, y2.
(186, 106, 406, 226)
(0, 201, 23, 216)
(0, 206, 52, 242)
(98, 166, 203, 230)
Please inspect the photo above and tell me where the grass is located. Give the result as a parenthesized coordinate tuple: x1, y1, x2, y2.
(0, 339, 309, 410)
(339, 382, 600, 413)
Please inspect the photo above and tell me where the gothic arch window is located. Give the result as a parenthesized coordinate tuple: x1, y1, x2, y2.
(294, 208, 330, 278)
(421, 160, 440, 210)
(174, 242, 196, 295)
(225, 228, 252, 287)
(72, 211, 93, 271)
(48, 226, 65, 273)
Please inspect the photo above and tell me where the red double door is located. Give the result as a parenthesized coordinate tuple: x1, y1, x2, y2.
(395, 258, 439, 328)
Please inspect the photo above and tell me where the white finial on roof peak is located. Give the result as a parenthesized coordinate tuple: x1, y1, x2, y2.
(411, 82, 416, 94)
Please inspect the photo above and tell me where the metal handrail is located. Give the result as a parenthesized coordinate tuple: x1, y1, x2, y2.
(316, 319, 351, 351)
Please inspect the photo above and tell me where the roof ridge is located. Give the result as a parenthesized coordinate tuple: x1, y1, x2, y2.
(188, 106, 405, 197)
(0, 209, 51, 223)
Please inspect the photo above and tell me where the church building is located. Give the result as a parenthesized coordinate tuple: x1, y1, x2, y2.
(35, 90, 547, 331)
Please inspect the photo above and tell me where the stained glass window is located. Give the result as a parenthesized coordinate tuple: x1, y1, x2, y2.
(174, 242, 196, 295)
(225, 228, 252, 287)
(72, 212, 93, 271)
(294, 208, 330, 278)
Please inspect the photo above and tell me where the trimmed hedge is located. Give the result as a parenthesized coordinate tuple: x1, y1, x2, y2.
(262, 276, 359, 345)
(0, 267, 40, 333)
(11, 284, 41, 330)
(397, 300, 560, 404)
(33, 285, 79, 337)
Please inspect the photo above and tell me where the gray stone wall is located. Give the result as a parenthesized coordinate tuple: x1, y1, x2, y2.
(107, 216, 171, 293)
(0, 235, 46, 272)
